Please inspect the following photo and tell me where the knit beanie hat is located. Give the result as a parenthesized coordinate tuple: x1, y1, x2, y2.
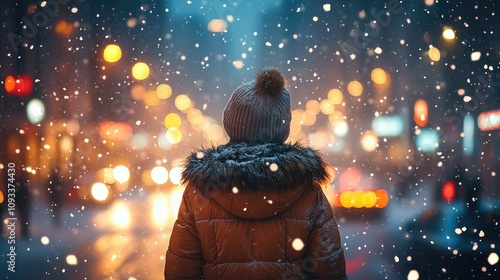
(223, 68, 291, 143)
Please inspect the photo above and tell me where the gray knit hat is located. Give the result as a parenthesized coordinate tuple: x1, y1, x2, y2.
(223, 68, 291, 143)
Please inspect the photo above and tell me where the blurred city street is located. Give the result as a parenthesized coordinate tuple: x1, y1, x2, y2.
(1, 180, 451, 280)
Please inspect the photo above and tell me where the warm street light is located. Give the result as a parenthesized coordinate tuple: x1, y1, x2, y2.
(371, 68, 387, 85)
(132, 62, 150, 80)
(442, 28, 455, 40)
(347, 80, 363, 96)
(103, 44, 122, 63)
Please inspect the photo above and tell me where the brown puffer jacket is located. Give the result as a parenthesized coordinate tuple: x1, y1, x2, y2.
(165, 142, 347, 280)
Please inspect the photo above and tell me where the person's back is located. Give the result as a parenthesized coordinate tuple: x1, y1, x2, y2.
(165, 68, 347, 280)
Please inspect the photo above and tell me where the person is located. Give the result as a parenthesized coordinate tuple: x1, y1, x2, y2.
(164, 68, 347, 279)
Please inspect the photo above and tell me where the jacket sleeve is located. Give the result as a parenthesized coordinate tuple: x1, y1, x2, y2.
(304, 190, 348, 280)
(164, 188, 204, 279)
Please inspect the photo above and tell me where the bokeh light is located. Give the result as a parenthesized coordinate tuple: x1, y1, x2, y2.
(320, 99, 335, 115)
(347, 80, 363, 96)
(164, 113, 181, 128)
(166, 127, 182, 144)
(103, 44, 122, 63)
(428, 46, 441, 61)
(414, 99, 429, 127)
(208, 19, 227, 32)
(132, 62, 150, 80)
(174, 94, 192, 111)
(329, 111, 345, 125)
(371, 68, 387, 85)
(66, 119, 80, 136)
(327, 88, 344, 104)
(151, 166, 169, 184)
(66, 254, 78, 266)
(301, 110, 317, 126)
(98, 167, 116, 184)
(156, 83, 172, 99)
(332, 120, 348, 137)
(442, 28, 455, 40)
(441, 181, 456, 201)
(58, 135, 73, 155)
(187, 109, 203, 124)
(362, 191, 377, 208)
(113, 165, 130, 184)
(54, 20, 73, 36)
(340, 191, 355, 208)
(353, 190, 365, 208)
(91, 182, 109, 202)
(130, 84, 147, 101)
(375, 189, 389, 208)
(4, 75, 15, 93)
(26, 98, 46, 124)
(361, 130, 378, 152)
(144, 90, 160, 106)
(306, 100, 321, 115)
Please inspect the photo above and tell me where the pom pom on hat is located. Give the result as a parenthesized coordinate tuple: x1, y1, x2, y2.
(223, 67, 292, 143)
(256, 68, 285, 96)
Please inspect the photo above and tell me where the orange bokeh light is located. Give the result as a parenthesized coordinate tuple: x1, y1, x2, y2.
(414, 99, 429, 127)
(4, 75, 15, 93)
(98, 121, 133, 141)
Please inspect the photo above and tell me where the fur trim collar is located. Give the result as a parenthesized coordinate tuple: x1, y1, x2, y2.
(181, 142, 330, 193)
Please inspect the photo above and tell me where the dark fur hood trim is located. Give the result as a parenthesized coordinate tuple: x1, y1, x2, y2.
(181, 142, 330, 193)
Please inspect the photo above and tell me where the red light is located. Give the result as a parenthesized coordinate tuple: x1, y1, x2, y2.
(442, 181, 456, 201)
(4, 75, 33, 97)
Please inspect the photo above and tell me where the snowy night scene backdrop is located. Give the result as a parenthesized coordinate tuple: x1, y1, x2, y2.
(0, 0, 499, 279)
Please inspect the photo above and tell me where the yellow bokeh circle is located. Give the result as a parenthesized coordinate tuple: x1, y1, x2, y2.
(156, 84, 172, 99)
(166, 128, 182, 144)
(327, 88, 344, 104)
(175, 94, 191, 111)
(164, 113, 181, 128)
(132, 62, 150, 80)
(103, 44, 122, 63)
